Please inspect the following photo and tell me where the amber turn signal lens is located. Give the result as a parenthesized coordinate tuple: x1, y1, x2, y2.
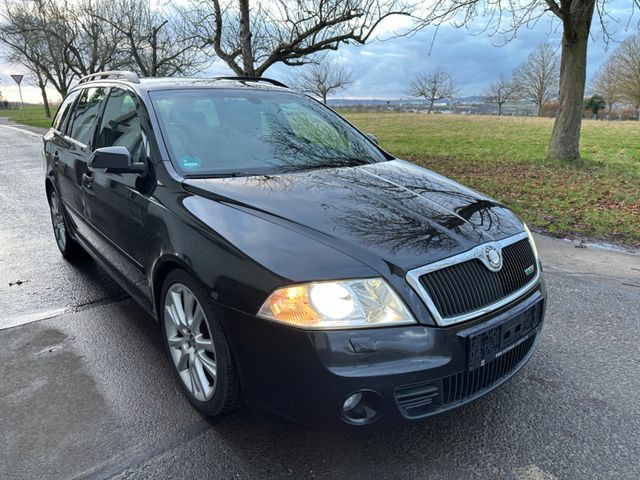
(264, 285, 320, 326)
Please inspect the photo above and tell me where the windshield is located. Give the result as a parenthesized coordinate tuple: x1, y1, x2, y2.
(150, 88, 386, 177)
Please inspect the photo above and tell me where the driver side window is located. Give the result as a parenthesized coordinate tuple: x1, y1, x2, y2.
(95, 88, 145, 163)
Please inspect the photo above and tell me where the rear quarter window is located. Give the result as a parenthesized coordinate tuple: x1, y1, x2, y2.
(52, 91, 79, 133)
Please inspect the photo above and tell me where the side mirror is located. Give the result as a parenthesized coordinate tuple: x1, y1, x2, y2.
(90, 146, 146, 174)
(366, 133, 379, 145)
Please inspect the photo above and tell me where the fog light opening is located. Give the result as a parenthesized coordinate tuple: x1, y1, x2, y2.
(341, 390, 383, 425)
(343, 392, 363, 412)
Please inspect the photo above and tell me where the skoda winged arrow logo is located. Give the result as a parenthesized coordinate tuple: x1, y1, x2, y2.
(484, 245, 503, 272)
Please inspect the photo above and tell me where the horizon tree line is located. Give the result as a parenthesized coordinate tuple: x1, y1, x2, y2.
(1, 0, 639, 160)
(408, 43, 560, 116)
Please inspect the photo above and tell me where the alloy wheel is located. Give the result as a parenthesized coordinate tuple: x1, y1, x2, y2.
(49, 190, 66, 251)
(164, 283, 217, 401)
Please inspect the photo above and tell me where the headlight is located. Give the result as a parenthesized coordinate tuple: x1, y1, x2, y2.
(257, 278, 416, 329)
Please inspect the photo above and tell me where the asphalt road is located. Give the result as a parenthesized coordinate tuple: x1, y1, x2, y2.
(1, 123, 639, 480)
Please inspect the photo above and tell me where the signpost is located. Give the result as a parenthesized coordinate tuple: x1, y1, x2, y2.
(10, 74, 24, 109)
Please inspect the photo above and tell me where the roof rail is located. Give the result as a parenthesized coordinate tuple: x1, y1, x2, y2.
(78, 71, 140, 85)
(213, 76, 289, 89)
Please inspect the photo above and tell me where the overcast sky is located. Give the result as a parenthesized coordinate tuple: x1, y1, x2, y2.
(0, 2, 636, 104)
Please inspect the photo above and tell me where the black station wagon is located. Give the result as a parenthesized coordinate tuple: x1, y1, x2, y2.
(43, 71, 545, 428)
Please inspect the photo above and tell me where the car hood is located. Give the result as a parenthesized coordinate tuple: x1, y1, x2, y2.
(182, 160, 524, 272)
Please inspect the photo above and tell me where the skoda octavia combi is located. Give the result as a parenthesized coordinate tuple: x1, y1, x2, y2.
(43, 71, 545, 428)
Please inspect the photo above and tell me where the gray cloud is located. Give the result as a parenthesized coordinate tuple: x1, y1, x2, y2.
(0, 0, 636, 103)
(263, 0, 636, 98)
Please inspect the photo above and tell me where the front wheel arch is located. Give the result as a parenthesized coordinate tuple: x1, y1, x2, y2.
(151, 256, 200, 320)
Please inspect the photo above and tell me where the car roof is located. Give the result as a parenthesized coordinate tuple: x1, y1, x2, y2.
(73, 72, 291, 94)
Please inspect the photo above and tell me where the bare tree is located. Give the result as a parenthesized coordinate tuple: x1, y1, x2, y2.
(610, 34, 640, 119)
(294, 61, 354, 104)
(0, 0, 75, 98)
(6, 47, 52, 116)
(414, 0, 639, 160)
(97, 0, 208, 77)
(592, 60, 622, 117)
(483, 75, 519, 116)
(407, 70, 457, 113)
(186, 0, 415, 77)
(512, 44, 560, 116)
(62, 0, 125, 76)
(1, 0, 122, 99)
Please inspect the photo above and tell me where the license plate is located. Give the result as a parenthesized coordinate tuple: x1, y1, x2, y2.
(464, 301, 542, 370)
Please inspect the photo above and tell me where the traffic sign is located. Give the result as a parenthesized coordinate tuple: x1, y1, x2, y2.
(10, 74, 25, 108)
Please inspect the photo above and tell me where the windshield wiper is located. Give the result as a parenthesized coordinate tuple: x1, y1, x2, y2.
(186, 172, 278, 180)
(187, 171, 253, 179)
(278, 158, 374, 174)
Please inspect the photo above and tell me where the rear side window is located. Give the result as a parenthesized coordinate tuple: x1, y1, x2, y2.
(95, 88, 144, 163)
(52, 91, 79, 132)
(68, 87, 107, 146)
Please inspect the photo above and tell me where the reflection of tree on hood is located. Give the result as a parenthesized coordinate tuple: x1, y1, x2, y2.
(368, 165, 516, 234)
(232, 163, 519, 255)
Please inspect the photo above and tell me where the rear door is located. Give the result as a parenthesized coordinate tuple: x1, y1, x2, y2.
(82, 86, 152, 303)
(45, 90, 78, 176)
(56, 87, 108, 240)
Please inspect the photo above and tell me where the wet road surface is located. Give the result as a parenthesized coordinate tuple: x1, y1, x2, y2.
(1, 124, 639, 479)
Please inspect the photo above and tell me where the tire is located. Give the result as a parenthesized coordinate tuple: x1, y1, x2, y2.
(48, 188, 84, 259)
(160, 269, 242, 416)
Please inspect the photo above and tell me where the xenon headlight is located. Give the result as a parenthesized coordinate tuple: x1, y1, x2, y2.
(257, 278, 416, 329)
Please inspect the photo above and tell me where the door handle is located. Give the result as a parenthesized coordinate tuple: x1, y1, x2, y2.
(82, 171, 94, 189)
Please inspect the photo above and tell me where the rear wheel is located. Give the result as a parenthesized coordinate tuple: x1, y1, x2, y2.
(161, 270, 242, 416)
(48, 189, 83, 259)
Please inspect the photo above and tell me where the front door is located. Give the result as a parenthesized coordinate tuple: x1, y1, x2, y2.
(82, 87, 153, 305)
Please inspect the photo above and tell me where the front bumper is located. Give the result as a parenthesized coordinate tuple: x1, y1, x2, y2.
(217, 283, 546, 430)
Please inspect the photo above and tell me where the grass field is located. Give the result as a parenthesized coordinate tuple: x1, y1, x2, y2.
(0, 104, 54, 129)
(342, 112, 640, 248)
(1, 106, 638, 247)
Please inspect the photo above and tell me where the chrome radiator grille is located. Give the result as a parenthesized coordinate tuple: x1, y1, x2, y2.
(406, 232, 540, 326)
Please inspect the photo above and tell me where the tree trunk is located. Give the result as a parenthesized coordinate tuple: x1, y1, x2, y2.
(547, 10, 594, 161)
(498, 103, 502, 116)
(38, 81, 51, 118)
(238, 0, 255, 76)
(427, 98, 434, 113)
(151, 28, 158, 77)
(322, 93, 327, 104)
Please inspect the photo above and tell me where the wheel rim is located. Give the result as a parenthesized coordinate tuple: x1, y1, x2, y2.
(49, 191, 66, 251)
(163, 283, 217, 401)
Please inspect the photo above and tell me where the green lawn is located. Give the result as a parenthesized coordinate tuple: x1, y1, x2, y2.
(0, 104, 55, 129)
(2, 106, 638, 247)
(342, 113, 640, 248)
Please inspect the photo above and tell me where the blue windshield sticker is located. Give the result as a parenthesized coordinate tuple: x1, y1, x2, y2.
(180, 155, 202, 170)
